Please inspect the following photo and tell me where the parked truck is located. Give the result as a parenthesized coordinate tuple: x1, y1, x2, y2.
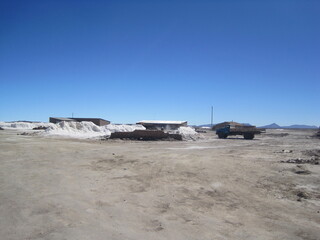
(216, 124, 261, 140)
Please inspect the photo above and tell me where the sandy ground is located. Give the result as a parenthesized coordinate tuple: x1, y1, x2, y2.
(0, 129, 319, 240)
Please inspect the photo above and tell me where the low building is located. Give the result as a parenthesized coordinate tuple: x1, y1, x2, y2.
(137, 120, 187, 131)
(49, 117, 110, 126)
(49, 117, 74, 124)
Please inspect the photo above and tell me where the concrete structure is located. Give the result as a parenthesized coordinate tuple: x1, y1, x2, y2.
(49, 117, 110, 126)
(137, 120, 187, 131)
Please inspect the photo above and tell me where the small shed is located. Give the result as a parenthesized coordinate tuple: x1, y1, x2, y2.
(137, 120, 187, 131)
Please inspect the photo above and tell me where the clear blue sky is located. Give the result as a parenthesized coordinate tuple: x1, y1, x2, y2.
(1, 0, 319, 126)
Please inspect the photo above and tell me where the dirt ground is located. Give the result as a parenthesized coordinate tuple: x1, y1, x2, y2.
(0, 129, 319, 240)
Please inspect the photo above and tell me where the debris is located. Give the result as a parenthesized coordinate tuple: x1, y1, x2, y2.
(303, 149, 320, 158)
(18, 132, 38, 136)
(266, 133, 289, 137)
(294, 170, 311, 175)
(313, 128, 320, 138)
(282, 150, 293, 153)
(281, 158, 319, 165)
(195, 128, 207, 133)
(275, 149, 293, 153)
(32, 126, 48, 130)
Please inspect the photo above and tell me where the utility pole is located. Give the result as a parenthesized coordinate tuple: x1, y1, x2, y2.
(211, 106, 214, 127)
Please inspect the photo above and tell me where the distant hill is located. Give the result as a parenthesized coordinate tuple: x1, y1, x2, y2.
(259, 123, 281, 129)
(259, 123, 318, 129)
(282, 124, 318, 129)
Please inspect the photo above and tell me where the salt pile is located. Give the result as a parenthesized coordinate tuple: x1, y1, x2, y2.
(45, 121, 110, 138)
(174, 126, 199, 140)
(0, 121, 199, 140)
(0, 121, 54, 129)
(45, 122, 197, 140)
(106, 124, 145, 133)
(44, 121, 146, 139)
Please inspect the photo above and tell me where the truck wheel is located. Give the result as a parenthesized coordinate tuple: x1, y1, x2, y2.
(218, 133, 227, 139)
(244, 133, 254, 140)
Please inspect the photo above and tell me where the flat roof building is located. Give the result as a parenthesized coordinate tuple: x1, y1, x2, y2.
(49, 117, 110, 126)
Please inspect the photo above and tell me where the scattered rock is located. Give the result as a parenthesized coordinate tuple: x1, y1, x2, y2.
(293, 165, 311, 175)
(312, 130, 320, 138)
(294, 170, 311, 175)
(283, 149, 293, 153)
(195, 129, 207, 133)
(266, 133, 289, 137)
(18, 132, 38, 136)
(275, 149, 293, 153)
(0, 127, 4, 130)
(303, 149, 320, 158)
(297, 191, 309, 199)
(281, 158, 319, 165)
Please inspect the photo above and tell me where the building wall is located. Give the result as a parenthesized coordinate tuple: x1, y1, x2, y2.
(49, 117, 73, 124)
(98, 119, 110, 126)
(49, 118, 58, 124)
(71, 118, 110, 126)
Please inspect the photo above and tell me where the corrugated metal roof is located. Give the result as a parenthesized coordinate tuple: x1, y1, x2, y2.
(137, 120, 187, 125)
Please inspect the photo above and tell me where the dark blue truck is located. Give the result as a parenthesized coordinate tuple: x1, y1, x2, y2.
(216, 124, 261, 140)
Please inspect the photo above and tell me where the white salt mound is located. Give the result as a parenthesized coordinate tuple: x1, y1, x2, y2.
(45, 121, 111, 138)
(106, 124, 145, 133)
(0, 121, 198, 140)
(175, 126, 199, 140)
(0, 121, 54, 129)
(44, 122, 146, 139)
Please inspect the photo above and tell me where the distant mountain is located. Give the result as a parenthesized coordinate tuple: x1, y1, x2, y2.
(259, 123, 318, 129)
(259, 123, 281, 129)
(282, 124, 318, 129)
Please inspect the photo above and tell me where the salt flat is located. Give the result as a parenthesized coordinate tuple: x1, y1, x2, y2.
(0, 129, 319, 240)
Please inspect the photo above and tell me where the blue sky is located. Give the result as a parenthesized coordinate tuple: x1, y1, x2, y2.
(0, 0, 319, 126)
